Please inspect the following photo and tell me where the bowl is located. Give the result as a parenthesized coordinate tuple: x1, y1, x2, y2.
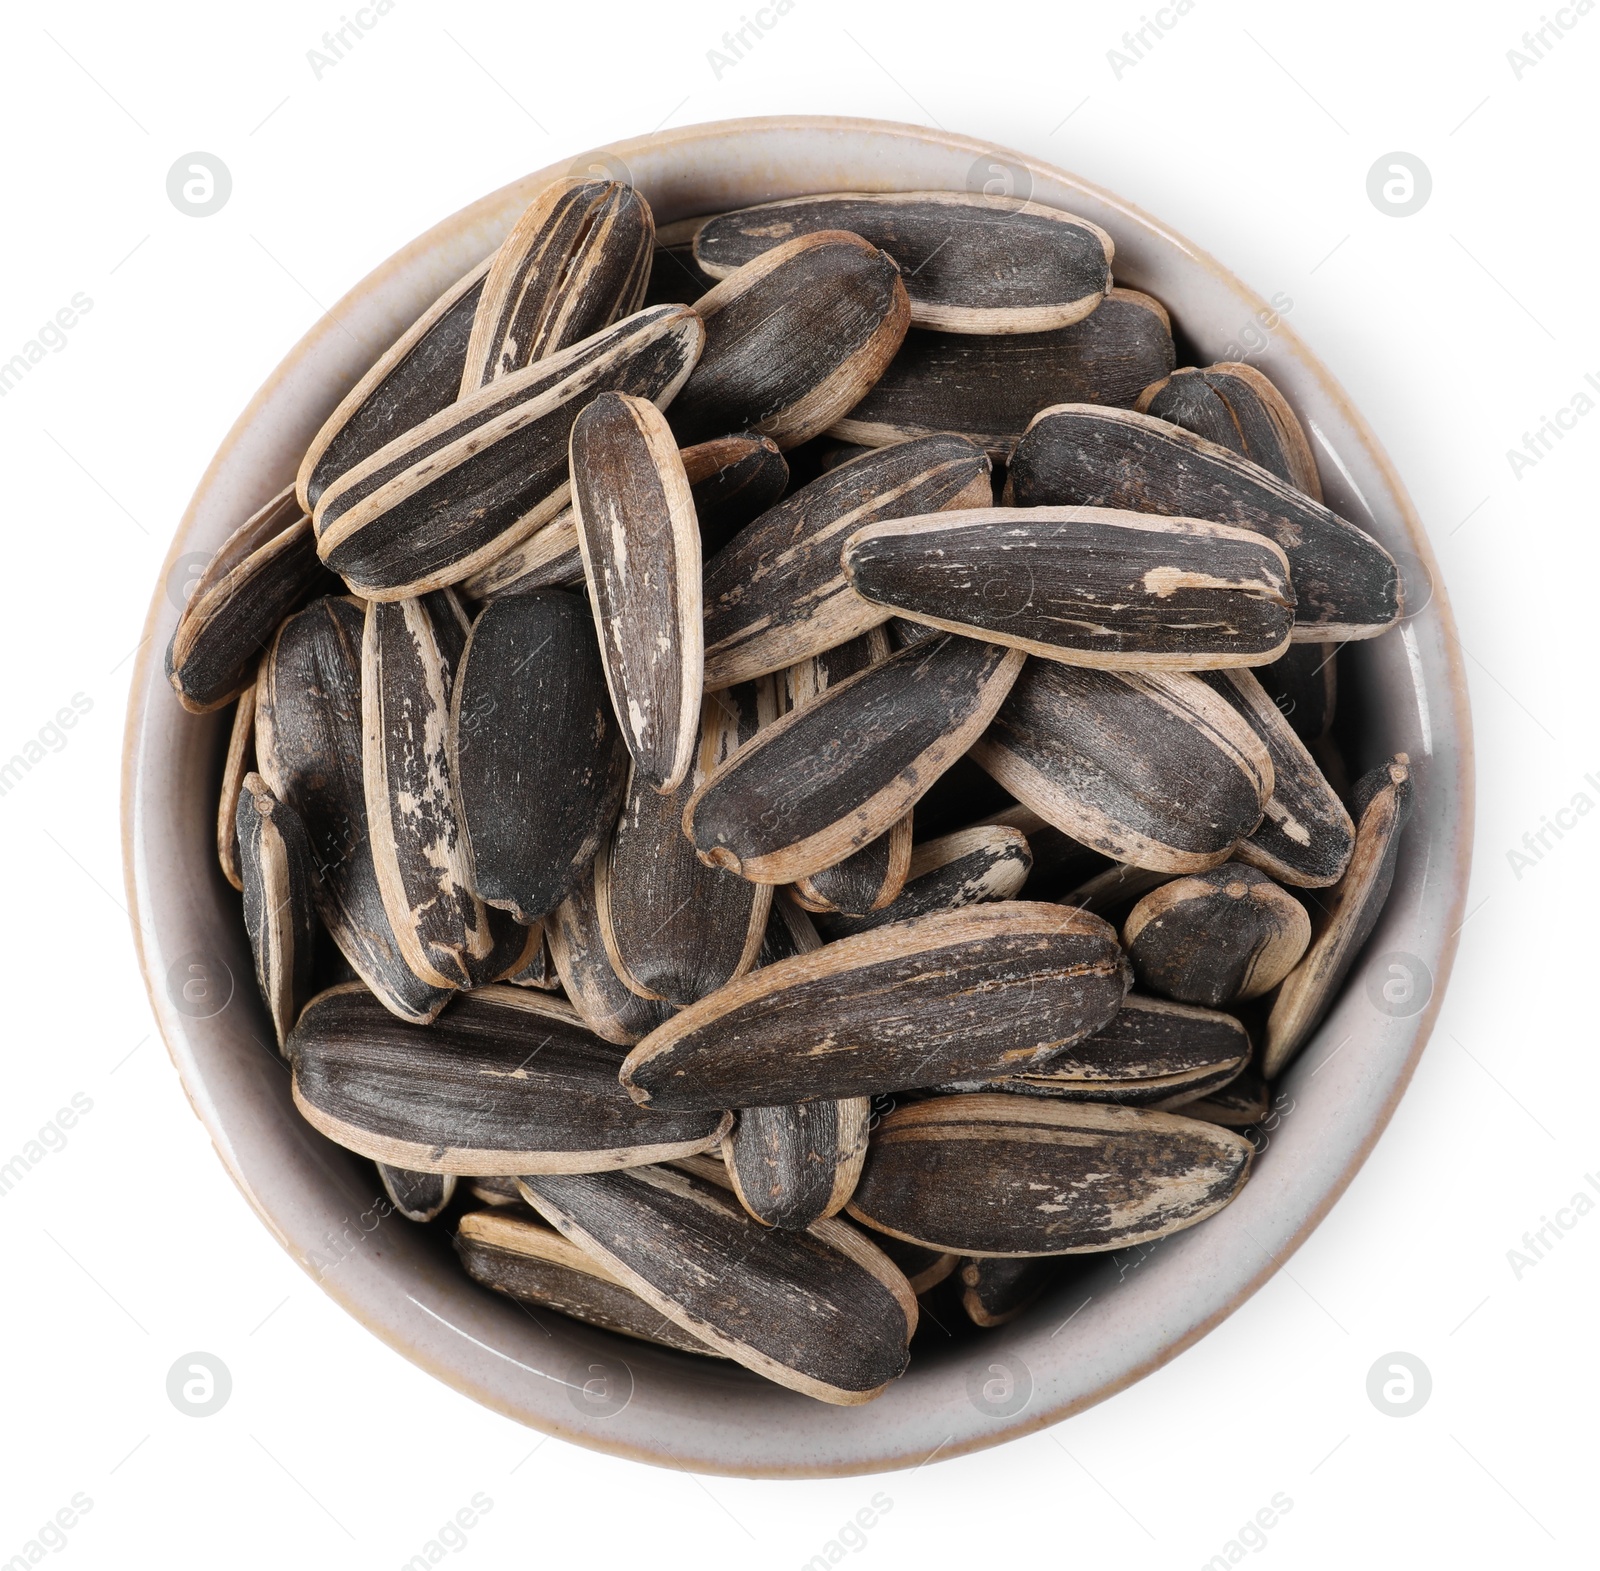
(121, 115, 1473, 1477)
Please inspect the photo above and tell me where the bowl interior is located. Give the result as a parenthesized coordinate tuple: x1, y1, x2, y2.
(123, 115, 1471, 1477)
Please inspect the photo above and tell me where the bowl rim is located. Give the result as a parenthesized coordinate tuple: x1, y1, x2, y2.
(122, 113, 1474, 1477)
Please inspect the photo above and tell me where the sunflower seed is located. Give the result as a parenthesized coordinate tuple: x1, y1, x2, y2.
(460, 178, 653, 392)
(545, 857, 678, 1046)
(362, 592, 506, 989)
(313, 306, 704, 599)
(973, 662, 1273, 873)
(693, 191, 1113, 334)
(454, 1205, 720, 1354)
(724, 1097, 871, 1231)
(216, 683, 256, 891)
(842, 506, 1296, 669)
(1137, 361, 1322, 500)
(620, 902, 1129, 1109)
(296, 259, 490, 511)
(595, 682, 775, 1006)
(977, 804, 1105, 900)
(943, 992, 1250, 1103)
(570, 392, 704, 792)
(640, 221, 716, 310)
(814, 823, 1032, 941)
(450, 591, 629, 924)
(518, 1162, 917, 1404)
(1264, 755, 1412, 1076)
(166, 486, 332, 713)
(502, 934, 560, 990)
(786, 629, 913, 916)
(667, 230, 910, 450)
(686, 634, 1025, 886)
(1124, 864, 1311, 1006)
(288, 983, 729, 1174)
(1169, 1067, 1268, 1125)
(1007, 405, 1402, 637)
(959, 1256, 1062, 1326)
(1059, 860, 1175, 918)
(235, 771, 318, 1050)
(1256, 641, 1338, 743)
(465, 1174, 524, 1206)
(378, 1164, 456, 1223)
(1195, 667, 1354, 887)
(864, 1233, 959, 1295)
(829, 288, 1174, 457)
(702, 433, 991, 689)
(757, 890, 824, 965)
(846, 1093, 1254, 1256)
(255, 597, 451, 1024)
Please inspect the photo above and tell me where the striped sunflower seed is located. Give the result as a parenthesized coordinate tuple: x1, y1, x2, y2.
(1124, 864, 1311, 1006)
(1264, 755, 1412, 1076)
(1060, 860, 1175, 918)
(1257, 641, 1338, 743)
(667, 230, 910, 450)
(449, 590, 629, 924)
(685, 634, 1024, 886)
(724, 1098, 871, 1232)
(166, 485, 332, 713)
(288, 983, 729, 1174)
(594, 681, 776, 1006)
(702, 433, 991, 690)
(1006, 405, 1403, 637)
(459, 177, 653, 392)
(518, 1163, 917, 1404)
(454, 1205, 720, 1354)
(841, 506, 1296, 670)
(1195, 666, 1354, 888)
(813, 823, 1032, 942)
(977, 803, 1105, 900)
(619, 902, 1129, 1109)
(845, 1094, 1254, 1256)
(958, 1256, 1062, 1327)
(570, 392, 704, 793)
(216, 684, 256, 891)
(255, 597, 452, 1024)
(972, 661, 1273, 874)
(378, 1164, 456, 1224)
(1137, 361, 1322, 500)
(313, 305, 704, 599)
(296, 259, 490, 511)
(828, 287, 1174, 457)
(1172, 1067, 1269, 1125)
(692, 190, 1113, 334)
(235, 771, 318, 1051)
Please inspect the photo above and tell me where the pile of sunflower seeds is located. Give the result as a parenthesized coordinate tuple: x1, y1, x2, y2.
(167, 173, 1413, 1406)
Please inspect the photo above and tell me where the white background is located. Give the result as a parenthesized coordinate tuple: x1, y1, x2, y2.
(0, 0, 1593, 1566)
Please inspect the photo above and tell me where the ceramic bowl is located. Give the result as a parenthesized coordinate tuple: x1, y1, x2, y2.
(122, 115, 1473, 1477)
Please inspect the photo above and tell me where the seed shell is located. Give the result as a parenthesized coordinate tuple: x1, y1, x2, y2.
(518, 1162, 917, 1404)
(313, 305, 705, 599)
(216, 683, 256, 891)
(667, 230, 910, 451)
(166, 486, 332, 713)
(296, 258, 490, 512)
(693, 190, 1113, 334)
(449, 591, 629, 924)
(702, 433, 991, 690)
(686, 634, 1025, 886)
(862, 1233, 959, 1295)
(1196, 667, 1354, 887)
(1007, 405, 1402, 637)
(1256, 641, 1338, 743)
(255, 597, 451, 1024)
(1137, 361, 1322, 500)
(846, 1094, 1254, 1256)
(570, 392, 704, 793)
(1171, 1067, 1269, 1125)
(972, 661, 1273, 873)
(454, 1206, 719, 1354)
(460, 178, 653, 392)
(620, 902, 1130, 1110)
(378, 1164, 456, 1223)
(828, 287, 1174, 457)
(959, 1256, 1061, 1327)
(724, 1098, 872, 1232)
(287, 983, 729, 1174)
(1263, 755, 1412, 1076)
(842, 506, 1296, 670)
(235, 771, 319, 1050)
(1125, 864, 1311, 1006)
